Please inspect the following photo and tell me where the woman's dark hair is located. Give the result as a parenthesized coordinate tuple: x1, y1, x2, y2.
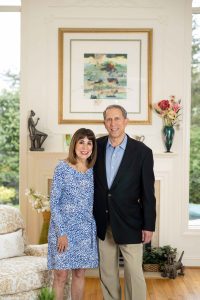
(67, 128, 97, 168)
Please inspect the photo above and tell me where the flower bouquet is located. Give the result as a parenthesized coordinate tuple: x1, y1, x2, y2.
(153, 95, 182, 152)
(25, 188, 50, 213)
(25, 188, 50, 244)
(153, 95, 182, 127)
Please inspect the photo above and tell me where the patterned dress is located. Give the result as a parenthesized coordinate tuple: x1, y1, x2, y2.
(47, 160, 98, 269)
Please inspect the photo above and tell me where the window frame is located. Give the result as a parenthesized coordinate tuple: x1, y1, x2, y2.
(188, 5, 200, 231)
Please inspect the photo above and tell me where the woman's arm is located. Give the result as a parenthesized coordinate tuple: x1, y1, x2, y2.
(50, 162, 66, 237)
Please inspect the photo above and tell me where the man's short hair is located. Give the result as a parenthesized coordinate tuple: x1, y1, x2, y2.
(103, 105, 128, 120)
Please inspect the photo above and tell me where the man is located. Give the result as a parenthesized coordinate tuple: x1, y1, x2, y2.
(93, 105, 156, 300)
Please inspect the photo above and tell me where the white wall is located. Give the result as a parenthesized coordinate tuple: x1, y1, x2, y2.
(20, 0, 200, 265)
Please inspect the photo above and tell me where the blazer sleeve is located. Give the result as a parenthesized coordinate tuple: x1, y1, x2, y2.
(141, 149, 156, 231)
(50, 163, 66, 237)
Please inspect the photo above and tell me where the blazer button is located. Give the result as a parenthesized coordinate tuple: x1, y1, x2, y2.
(108, 193, 112, 197)
(105, 210, 108, 213)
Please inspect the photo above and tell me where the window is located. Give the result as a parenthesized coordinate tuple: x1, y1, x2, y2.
(0, 1, 21, 207)
(192, 0, 200, 7)
(189, 2, 200, 227)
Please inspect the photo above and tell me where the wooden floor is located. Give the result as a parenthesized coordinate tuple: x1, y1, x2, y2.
(83, 268, 200, 300)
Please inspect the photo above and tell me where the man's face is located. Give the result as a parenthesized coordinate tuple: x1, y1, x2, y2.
(104, 108, 128, 140)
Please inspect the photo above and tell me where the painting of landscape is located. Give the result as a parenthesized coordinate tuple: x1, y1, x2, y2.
(84, 53, 127, 100)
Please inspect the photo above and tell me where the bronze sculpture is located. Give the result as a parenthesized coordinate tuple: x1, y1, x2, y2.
(161, 251, 184, 279)
(28, 110, 48, 151)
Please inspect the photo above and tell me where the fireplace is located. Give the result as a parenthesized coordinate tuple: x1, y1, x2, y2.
(26, 151, 175, 245)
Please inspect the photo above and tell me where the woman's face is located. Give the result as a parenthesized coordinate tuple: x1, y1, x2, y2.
(75, 136, 93, 162)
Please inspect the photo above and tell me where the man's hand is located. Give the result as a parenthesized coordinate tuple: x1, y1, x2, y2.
(142, 230, 153, 244)
(57, 235, 68, 253)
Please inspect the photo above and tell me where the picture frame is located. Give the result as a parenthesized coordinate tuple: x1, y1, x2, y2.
(58, 28, 152, 124)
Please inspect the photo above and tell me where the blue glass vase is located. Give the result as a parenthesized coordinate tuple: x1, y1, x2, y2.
(162, 126, 175, 153)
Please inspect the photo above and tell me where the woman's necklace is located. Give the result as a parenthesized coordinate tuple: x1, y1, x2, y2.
(75, 163, 88, 173)
(68, 161, 88, 173)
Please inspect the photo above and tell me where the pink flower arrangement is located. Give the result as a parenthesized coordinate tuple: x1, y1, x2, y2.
(153, 95, 182, 126)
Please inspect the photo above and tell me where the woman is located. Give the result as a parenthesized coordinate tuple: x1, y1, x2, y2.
(48, 128, 98, 300)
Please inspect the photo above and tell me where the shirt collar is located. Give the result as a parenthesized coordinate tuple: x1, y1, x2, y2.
(106, 134, 127, 150)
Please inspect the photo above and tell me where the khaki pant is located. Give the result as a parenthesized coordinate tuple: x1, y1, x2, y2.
(98, 227, 146, 300)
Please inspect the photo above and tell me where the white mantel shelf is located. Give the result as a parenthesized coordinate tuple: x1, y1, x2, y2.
(153, 152, 178, 157)
(28, 151, 178, 157)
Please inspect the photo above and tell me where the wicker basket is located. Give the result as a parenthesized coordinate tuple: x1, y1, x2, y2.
(143, 263, 160, 272)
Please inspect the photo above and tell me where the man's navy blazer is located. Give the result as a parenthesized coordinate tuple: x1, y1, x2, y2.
(93, 135, 156, 244)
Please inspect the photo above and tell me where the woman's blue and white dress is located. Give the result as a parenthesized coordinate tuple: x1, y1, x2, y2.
(47, 160, 98, 270)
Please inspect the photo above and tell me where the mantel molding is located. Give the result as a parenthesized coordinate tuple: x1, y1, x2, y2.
(153, 152, 178, 159)
(28, 151, 178, 157)
(48, 0, 163, 8)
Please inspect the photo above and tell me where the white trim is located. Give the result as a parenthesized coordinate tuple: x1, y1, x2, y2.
(183, 256, 200, 266)
(180, 1, 193, 235)
(186, 5, 200, 232)
(183, 228, 200, 235)
(0, 6, 21, 12)
(192, 7, 200, 13)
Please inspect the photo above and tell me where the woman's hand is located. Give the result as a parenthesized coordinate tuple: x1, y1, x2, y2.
(57, 235, 68, 253)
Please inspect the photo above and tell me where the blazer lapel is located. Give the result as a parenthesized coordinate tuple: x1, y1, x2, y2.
(98, 137, 108, 189)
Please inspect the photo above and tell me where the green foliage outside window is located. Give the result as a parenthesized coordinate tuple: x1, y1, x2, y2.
(190, 16, 200, 205)
(0, 72, 19, 205)
(190, 126, 200, 203)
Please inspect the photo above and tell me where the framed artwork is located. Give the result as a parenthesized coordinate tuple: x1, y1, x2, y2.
(58, 28, 152, 124)
(63, 133, 72, 151)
